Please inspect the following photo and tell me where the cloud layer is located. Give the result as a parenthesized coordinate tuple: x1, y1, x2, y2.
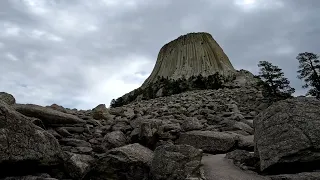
(1, 0, 319, 109)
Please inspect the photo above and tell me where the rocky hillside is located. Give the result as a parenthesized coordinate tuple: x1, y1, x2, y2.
(1, 85, 320, 179)
(0, 82, 264, 179)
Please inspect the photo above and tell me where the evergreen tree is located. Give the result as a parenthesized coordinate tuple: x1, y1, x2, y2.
(110, 99, 116, 108)
(192, 74, 206, 89)
(296, 52, 320, 98)
(146, 86, 155, 99)
(110, 97, 125, 108)
(179, 76, 189, 92)
(206, 73, 223, 89)
(258, 61, 295, 97)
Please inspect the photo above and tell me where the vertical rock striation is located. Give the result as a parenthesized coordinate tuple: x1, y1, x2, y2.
(142, 32, 235, 87)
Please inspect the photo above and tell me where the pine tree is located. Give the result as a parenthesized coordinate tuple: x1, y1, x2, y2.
(296, 52, 320, 98)
(110, 99, 116, 108)
(258, 61, 295, 97)
(206, 73, 223, 89)
(193, 74, 206, 89)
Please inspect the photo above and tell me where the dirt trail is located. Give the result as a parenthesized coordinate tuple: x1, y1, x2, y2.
(202, 154, 270, 180)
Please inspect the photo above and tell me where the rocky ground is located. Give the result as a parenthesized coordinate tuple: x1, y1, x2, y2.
(1, 80, 320, 179)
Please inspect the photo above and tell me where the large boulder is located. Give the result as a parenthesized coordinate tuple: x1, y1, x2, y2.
(0, 101, 63, 178)
(64, 152, 95, 180)
(85, 143, 153, 180)
(138, 122, 159, 150)
(92, 104, 111, 120)
(102, 130, 128, 150)
(13, 104, 85, 127)
(181, 117, 203, 131)
(0, 92, 15, 105)
(254, 97, 320, 174)
(150, 144, 203, 180)
(233, 121, 254, 135)
(176, 131, 239, 154)
(47, 104, 67, 113)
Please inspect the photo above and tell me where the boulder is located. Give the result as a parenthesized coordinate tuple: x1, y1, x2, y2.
(108, 107, 124, 116)
(13, 104, 85, 127)
(233, 121, 254, 135)
(176, 131, 238, 154)
(123, 108, 135, 120)
(254, 97, 320, 174)
(91, 104, 111, 120)
(85, 143, 153, 180)
(48, 104, 67, 113)
(103, 131, 127, 150)
(0, 92, 15, 105)
(29, 117, 46, 129)
(138, 122, 159, 149)
(181, 117, 203, 131)
(238, 135, 254, 151)
(55, 127, 73, 137)
(150, 144, 203, 180)
(73, 147, 93, 154)
(64, 126, 85, 133)
(225, 150, 259, 170)
(111, 121, 132, 132)
(59, 138, 91, 148)
(0, 101, 63, 178)
(64, 152, 95, 180)
(46, 129, 62, 139)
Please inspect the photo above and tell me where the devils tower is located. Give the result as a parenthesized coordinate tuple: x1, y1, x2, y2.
(111, 32, 248, 107)
(141, 32, 236, 87)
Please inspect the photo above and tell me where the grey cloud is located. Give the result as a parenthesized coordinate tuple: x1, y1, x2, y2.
(0, 0, 319, 109)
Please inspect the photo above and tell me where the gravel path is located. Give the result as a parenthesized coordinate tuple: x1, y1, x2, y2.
(202, 154, 270, 180)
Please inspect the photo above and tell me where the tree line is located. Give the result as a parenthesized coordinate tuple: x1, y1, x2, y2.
(110, 73, 235, 108)
(110, 52, 320, 108)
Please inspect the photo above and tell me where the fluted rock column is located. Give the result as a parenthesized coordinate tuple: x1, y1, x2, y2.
(142, 32, 235, 87)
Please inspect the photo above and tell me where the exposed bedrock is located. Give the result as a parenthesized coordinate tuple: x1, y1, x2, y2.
(142, 32, 236, 87)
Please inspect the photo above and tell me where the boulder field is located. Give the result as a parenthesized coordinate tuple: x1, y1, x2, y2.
(1, 89, 319, 179)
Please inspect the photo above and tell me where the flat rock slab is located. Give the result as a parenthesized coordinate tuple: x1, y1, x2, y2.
(13, 104, 85, 126)
(202, 154, 269, 180)
(59, 138, 91, 147)
(176, 131, 238, 154)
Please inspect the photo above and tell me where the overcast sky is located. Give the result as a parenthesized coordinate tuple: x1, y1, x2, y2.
(0, 0, 319, 110)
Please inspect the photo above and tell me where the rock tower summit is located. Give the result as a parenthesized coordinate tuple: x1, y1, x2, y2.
(142, 32, 236, 87)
